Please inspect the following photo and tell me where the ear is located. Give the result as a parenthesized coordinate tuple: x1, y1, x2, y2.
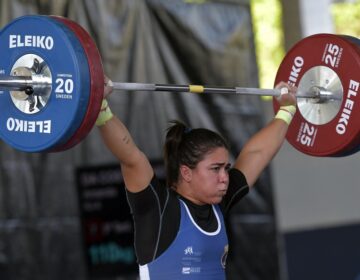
(179, 165, 192, 182)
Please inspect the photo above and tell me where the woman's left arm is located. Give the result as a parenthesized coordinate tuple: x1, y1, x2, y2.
(233, 82, 297, 187)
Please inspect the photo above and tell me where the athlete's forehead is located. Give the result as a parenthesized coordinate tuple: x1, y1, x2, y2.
(199, 147, 229, 164)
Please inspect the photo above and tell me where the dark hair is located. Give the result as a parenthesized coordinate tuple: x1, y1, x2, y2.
(164, 120, 229, 187)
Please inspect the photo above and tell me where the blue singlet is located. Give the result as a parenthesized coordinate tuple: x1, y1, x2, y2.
(139, 199, 228, 279)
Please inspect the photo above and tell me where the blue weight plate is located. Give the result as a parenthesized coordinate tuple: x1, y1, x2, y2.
(0, 15, 90, 152)
(49, 16, 104, 152)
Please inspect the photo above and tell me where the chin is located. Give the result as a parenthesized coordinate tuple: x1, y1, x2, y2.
(210, 196, 223, 205)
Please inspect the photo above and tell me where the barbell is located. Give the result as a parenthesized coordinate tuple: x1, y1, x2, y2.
(0, 15, 359, 157)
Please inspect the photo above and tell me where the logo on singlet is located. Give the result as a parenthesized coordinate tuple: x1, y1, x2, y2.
(221, 245, 229, 268)
(182, 245, 201, 274)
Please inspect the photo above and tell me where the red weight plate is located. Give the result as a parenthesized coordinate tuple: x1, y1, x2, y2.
(273, 33, 360, 157)
(50, 16, 104, 151)
(332, 35, 360, 156)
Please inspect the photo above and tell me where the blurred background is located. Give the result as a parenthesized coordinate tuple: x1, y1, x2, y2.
(0, 0, 360, 279)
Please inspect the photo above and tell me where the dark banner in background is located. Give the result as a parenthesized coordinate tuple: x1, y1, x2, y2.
(76, 161, 166, 279)
(76, 165, 138, 278)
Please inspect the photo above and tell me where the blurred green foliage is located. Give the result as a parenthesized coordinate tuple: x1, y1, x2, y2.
(251, 0, 284, 90)
(251, 0, 360, 91)
(331, 1, 360, 37)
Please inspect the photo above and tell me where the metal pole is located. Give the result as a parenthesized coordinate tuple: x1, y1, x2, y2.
(0, 75, 340, 100)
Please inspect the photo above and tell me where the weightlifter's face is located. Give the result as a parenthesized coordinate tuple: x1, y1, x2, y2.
(189, 147, 230, 205)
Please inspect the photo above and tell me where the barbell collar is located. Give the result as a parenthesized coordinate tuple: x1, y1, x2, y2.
(0, 75, 52, 93)
(0, 76, 34, 91)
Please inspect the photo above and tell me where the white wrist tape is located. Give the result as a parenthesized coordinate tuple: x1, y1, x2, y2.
(96, 99, 114, 127)
(274, 105, 296, 125)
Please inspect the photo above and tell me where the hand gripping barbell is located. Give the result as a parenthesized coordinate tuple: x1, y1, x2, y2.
(0, 15, 359, 156)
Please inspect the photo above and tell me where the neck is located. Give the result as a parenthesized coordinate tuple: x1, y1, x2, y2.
(175, 182, 205, 205)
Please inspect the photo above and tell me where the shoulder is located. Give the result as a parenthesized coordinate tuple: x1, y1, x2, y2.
(126, 175, 167, 213)
(126, 175, 181, 213)
(221, 168, 249, 213)
(229, 168, 249, 189)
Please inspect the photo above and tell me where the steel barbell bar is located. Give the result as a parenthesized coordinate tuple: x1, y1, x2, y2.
(110, 81, 338, 101)
(0, 75, 340, 101)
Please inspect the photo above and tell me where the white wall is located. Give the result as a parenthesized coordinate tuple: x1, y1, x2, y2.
(299, 0, 334, 37)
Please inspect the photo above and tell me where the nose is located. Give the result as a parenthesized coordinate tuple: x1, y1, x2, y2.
(219, 169, 229, 184)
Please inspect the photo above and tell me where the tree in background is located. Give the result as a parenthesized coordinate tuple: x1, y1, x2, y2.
(331, 1, 360, 37)
(252, 0, 360, 91)
(251, 0, 284, 90)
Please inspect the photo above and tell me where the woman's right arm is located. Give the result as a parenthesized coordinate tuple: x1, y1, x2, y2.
(98, 105, 153, 193)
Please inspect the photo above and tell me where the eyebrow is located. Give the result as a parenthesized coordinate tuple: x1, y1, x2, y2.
(210, 162, 231, 168)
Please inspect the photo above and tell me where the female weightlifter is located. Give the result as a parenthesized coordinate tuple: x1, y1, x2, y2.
(96, 78, 296, 279)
